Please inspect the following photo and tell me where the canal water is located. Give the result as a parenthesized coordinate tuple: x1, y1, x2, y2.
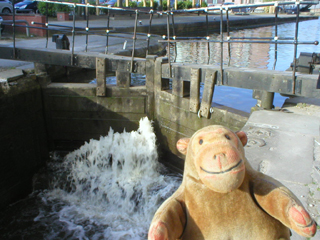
(170, 17, 320, 112)
(1, 18, 320, 240)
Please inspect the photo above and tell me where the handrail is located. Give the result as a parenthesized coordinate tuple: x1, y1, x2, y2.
(4, 0, 320, 91)
(1, 20, 30, 37)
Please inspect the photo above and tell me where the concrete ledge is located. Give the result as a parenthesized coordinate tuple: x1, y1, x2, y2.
(242, 109, 320, 240)
(0, 69, 24, 82)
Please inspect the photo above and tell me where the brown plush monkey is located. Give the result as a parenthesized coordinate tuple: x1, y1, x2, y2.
(148, 125, 317, 240)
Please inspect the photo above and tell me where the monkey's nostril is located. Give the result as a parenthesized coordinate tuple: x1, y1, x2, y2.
(213, 153, 226, 160)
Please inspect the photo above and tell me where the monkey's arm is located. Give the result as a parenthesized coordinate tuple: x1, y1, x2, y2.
(251, 173, 317, 238)
(148, 188, 186, 240)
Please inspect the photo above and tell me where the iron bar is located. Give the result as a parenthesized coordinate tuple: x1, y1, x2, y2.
(105, 10, 110, 54)
(230, 37, 294, 40)
(162, 36, 211, 40)
(166, 12, 171, 77)
(27, 0, 319, 20)
(171, 12, 177, 62)
(29, 22, 153, 40)
(131, 10, 139, 73)
(158, 39, 318, 45)
(226, 8, 231, 66)
(85, 4, 89, 52)
(12, 0, 15, 59)
(167, 1, 318, 13)
(33, 21, 154, 37)
(220, 6, 224, 84)
(71, 6, 76, 65)
(274, 3, 279, 70)
(46, 2, 48, 48)
(35, 0, 155, 13)
(205, 11, 210, 65)
(146, 10, 154, 56)
(32, 22, 85, 30)
(2, 21, 30, 37)
(292, 2, 301, 94)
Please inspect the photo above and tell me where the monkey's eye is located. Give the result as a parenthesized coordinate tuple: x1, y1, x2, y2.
(225, 134, 231, 140)
(199, 139, 203, 145)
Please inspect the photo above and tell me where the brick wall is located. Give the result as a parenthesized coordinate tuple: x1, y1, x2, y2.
(1, 14, 47, 37)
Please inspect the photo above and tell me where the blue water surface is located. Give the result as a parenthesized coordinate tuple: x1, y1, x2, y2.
(172, 18, 320, 112)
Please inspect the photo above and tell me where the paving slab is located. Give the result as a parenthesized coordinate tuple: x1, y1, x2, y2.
(243, 109, 320, 240)
(0, 69, 24, 81)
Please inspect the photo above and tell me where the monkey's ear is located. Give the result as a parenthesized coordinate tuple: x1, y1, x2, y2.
(176, 138, 190, 155)
(236, 131, 247, 147)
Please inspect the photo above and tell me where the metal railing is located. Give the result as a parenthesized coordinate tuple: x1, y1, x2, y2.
(2, 0, 320, 94)
(159, 1, 319, 93)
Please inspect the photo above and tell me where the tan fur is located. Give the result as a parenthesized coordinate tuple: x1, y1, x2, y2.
(148, 125, 317, 240)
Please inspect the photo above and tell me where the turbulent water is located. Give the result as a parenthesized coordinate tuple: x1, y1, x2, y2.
(0, 118, 181, 240)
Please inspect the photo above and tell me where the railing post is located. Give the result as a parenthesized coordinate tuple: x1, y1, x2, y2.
(96, 57, 106, 96)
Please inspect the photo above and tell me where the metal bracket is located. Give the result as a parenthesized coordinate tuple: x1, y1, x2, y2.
(128, 61, 138, 73)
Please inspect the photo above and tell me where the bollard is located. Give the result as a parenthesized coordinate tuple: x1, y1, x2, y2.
(52, 34, 70, 50)
(252, 89, 274, 110)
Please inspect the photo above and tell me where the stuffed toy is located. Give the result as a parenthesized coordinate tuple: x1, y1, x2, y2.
(148, 125, 317, 240)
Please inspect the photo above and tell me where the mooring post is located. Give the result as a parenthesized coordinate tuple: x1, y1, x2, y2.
(260, 91, 274, 109)
(96, 57, 107, 96)
(189, 68, 201, 113)
(252, 90, 274, 110)
(199, 69, 216, 118)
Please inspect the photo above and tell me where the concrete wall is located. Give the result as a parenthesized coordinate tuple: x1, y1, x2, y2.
(0, 72, 48, 209)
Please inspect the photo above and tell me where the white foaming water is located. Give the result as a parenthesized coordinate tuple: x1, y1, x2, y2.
(37, 117, 181, 240)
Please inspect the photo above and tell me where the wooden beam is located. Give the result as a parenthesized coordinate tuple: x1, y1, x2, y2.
(200, 69, 216, 118)
(96, 57, 106, 96)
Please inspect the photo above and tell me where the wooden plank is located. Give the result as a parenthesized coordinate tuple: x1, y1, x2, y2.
(96, 57, 107, 96)
(116, 71, 131, 88)
(0, 46, 147, 74)
(200, 69, 216, 118)
(172, 67, 183, 97)
(154, 57, 169, 91)
(189, 68, 201, 113)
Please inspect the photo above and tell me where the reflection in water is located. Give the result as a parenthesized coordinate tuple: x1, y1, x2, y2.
(172, 18, 320, 71)
(169, 18, 320, 112)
